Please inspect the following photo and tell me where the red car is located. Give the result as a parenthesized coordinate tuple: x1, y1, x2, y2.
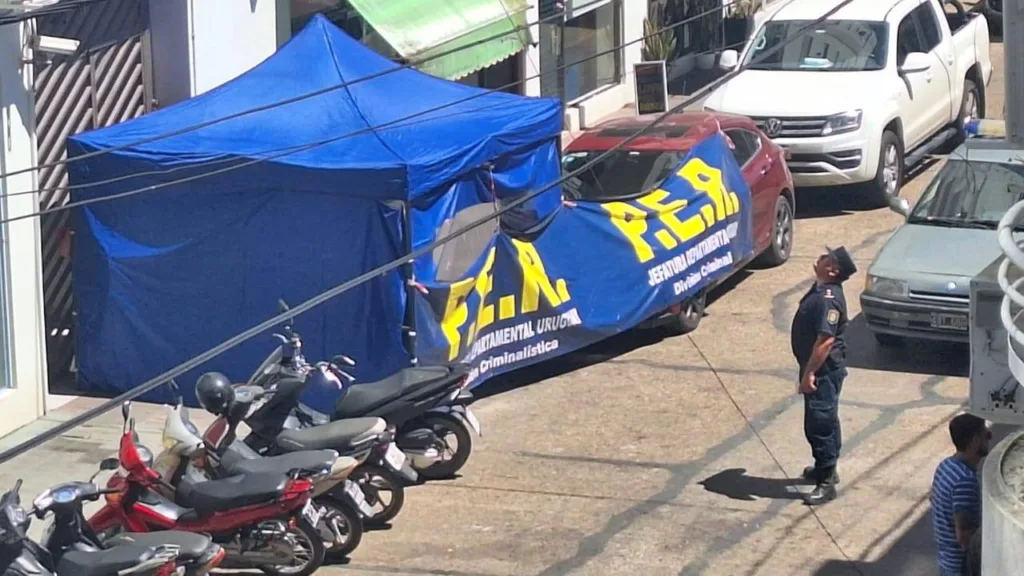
(563, 111, 796, 334)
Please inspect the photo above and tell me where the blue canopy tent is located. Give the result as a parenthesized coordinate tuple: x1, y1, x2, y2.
(67, 14, 562, 408)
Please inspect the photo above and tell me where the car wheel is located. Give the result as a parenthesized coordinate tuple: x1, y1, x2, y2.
(754, 194, 794, 268)
(874, 333, 905, 347)
(665, 291, 706, 336)
(866, 131, 903, 208)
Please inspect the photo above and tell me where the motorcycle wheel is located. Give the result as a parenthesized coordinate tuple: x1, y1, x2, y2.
(352, 464, 405, 527)
(258, 518, 325, 576)
(417, 413, 473, 481)
(319, 497, 364, 561)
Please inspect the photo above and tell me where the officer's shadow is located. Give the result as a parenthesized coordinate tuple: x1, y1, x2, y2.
(698, 468, 808, 502)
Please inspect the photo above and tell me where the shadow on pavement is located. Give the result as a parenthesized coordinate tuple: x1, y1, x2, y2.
(698, 468, 807, 502)
(793, 158, 940, 221)
(814, 511, 937, 576)
(844, 313, 969, 378)
(477, 269, 755, 400)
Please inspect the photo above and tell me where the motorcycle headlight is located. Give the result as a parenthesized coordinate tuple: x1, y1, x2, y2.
(821, 110, 862, 136)
(865, 274, 908, 297)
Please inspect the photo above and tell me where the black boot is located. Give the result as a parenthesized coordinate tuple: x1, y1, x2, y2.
(802, 466, 840, 484)
(804, 467, 838, 506)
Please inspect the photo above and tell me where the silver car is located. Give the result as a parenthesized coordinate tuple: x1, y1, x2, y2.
(861, 139, 1023, 345)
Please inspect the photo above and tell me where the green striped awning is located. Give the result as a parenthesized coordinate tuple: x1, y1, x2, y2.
(346, 0, 530, 80)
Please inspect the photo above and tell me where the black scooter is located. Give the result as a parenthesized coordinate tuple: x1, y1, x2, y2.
(248, 300, 480, 480)
(1, 475, 222, 576)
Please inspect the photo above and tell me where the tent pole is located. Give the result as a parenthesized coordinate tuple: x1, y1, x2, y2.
(401, 200, 418, 365)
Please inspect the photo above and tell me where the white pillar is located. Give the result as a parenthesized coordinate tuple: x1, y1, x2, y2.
(1005, 0, 1024, 146)
(0, 20, 49, 436)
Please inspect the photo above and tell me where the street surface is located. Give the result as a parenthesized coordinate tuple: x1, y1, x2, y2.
(0, 33, 1005, 576)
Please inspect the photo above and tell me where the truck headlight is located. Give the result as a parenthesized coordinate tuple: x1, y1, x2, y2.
(865, 274, 907, 297)
(821, 110, 862, 136)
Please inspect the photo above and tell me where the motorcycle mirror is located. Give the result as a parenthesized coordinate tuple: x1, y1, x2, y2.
(120, 401, 131, 423)
(277, 298, 290, 313)
(99, 458, 119, 471)
(332, 354, 356, 367)
(11, 479, 21, 495)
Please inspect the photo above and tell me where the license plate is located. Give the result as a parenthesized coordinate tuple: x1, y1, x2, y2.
(383, 443, 406, 471)
(462, 407, 482, 436)
(930, 313, 968, 331)
(301, 499, 323, 526)
(344, 480, 374, 518)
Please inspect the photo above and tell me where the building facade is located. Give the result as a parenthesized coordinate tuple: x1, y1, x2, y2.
(148, 0, 649, 130)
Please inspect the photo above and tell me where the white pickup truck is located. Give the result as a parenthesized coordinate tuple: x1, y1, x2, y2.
(702, 0, 993, 206)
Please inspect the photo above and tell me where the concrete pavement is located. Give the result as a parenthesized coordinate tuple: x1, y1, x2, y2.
(0, 34, 1007, 576)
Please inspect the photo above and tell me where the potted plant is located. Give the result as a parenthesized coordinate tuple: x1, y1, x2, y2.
(642, 1, 678, 64)
(724, 0, 759, 49)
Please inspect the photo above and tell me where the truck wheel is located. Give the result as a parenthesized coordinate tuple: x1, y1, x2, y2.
(866, 130, 902, 208)
(665, 291, 706, 336)
(754, 194, 794, 268)
(951, 78, 982, 147)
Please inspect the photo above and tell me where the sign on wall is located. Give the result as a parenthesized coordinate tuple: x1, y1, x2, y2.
(633, 60, 669, 115)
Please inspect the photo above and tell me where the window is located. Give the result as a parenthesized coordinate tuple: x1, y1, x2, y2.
(908, 159, 1024, 228)
(896, 14, 924, 66)
(914, 3, 943, 51)
(743, 20, 889, 72)
(542, 1, 622, 102)
(725, 129, 762, 167)
(562, 149, 685, 201)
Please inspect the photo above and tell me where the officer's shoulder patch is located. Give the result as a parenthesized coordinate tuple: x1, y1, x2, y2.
(824, 288, 834, 299)
(827, 309, 840, 325)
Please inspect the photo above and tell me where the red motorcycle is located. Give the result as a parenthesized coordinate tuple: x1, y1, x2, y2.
(87, 402, 326, 576)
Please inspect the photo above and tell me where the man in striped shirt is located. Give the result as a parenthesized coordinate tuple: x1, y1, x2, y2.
(931, 413, 990, 575)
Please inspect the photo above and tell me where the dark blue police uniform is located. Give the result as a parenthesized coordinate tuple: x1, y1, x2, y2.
(790, 281, 848, 482)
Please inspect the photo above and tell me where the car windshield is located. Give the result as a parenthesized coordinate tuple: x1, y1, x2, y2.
(561, 150, 685, 201)
(908, 159, 1024, 229)
(743, 20, 888, 71)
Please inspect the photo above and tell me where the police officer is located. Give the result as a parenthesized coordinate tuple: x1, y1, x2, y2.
(790, 246, 857, 506)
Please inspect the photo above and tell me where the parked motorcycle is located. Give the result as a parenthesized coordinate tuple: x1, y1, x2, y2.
(153, 387, 369, 558)
(237, 369, 414, 525)
(87, 402, 326, 576)
(1, 478, 196, 576)
(249, 299, 480, 480)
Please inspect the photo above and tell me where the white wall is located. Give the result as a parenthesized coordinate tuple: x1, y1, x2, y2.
(0, 21, 48, 437)
(190, 0, 279, 97)
(148, 0, 280, 107)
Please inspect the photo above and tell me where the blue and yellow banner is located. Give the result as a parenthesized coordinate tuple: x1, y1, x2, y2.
(413, 133, 754, 386)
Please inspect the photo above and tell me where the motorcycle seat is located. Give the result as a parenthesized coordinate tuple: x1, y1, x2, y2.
(222, 449, 338, 477)
(275, 417, 386, 452)
(333, 366, 456, 419)
(175, 472, 288, 516)
(106, 531, 214, 562)
(57, 544, 162, 576)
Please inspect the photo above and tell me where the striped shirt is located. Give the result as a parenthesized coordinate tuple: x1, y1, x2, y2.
(931, 457, 980, 574)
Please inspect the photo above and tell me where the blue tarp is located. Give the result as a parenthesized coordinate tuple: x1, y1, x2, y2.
(411, 134, 754, 386)
(67, 15, 562, 407)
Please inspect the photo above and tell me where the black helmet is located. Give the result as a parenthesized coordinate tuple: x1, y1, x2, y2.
(195, 372, 233, 415)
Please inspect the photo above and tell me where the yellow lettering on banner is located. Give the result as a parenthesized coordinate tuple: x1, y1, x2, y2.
(439, 247, 496, 361)
(472, 248, 497, 333)
(637, 188, 707, 247)
(512, 239, 571, 313)
(677, 158, 738, 221)
(602, 202, 655, 263)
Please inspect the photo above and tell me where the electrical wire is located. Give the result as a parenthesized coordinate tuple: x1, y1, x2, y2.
(0, 0, 859, 467)
(0, 0, 690, 183)
(0, 3, 740, 223)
